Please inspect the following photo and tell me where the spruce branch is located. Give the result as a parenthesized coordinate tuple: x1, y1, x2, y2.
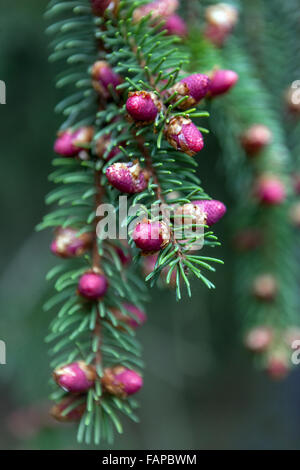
(41, 0, 149, 445)
(93, 0, 224, 298)
(188, 4, 299, 377)
(39, 0, 227, 445)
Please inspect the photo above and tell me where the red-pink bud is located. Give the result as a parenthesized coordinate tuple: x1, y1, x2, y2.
(163, 14, 187, 38)
(205, 3, 238, 29)
(78, 272, 108, 300)
(193, 199, 226, 226)
(96, 135, 121, 161)
(142, 254, 158, 277)
(91, 0, 118, 16)
(54, 127, 94, 157)
(106, 161, 149, 194)
(266, 355, 289, 380)
(165, 116, 204, 156)
(115, 244, 132, 266)
(209, 69, 238, 97)
(53, 361, 96, 394)
(123, 303, 147, 328)
(169, 74, 211, 110)
(254, 175, 286, 205)
(133, 0, 179, 22)
(252, 274, 277, 301)
(204, 4, 238, 47)
(91, 0, 110, 15)
(126, 91, 161, 123)
(244, 327, 273, 352)
(142, 254, 176, 287)
(50, 228, 92, 258)
(133, 219, 170, 253)
(241, 124, 272, 155)
(113, 303, 147, 329)
(91, 61, 122, 98)
(50, 396, 86, 422)
(102, 366, 143, 397)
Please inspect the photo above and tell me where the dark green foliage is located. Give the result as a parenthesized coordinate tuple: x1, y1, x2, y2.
(40, 0, 223, 445)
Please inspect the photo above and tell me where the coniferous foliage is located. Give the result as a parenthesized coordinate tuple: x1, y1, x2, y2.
(38, 0, 300, 446)
(40, 0, 227, 445)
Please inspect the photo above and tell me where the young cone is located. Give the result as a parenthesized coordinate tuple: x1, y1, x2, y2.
(168, 74, 211, 110)
(54, 127, 94, 157)
(91, 61, 122, 98)
(241, 124, 272, 155)
(53, 361, 96, 394)
(209, 69, 238, 97)
(133, 219, 170, 253)
(244, 327, 273, 352)
(165, 116, 204, 156)
(50, 397, 86, 422)
(133, 0, 179, 23)
(50, 228, 92, 258)
(254, 175, 286, 205)
(193, 199, 226, 226)
(163, 14, 187, 38)
(126, 91, 161, 123)
(106, 161, 149, 194)
(78, 272, 109, 300)
(102, 366, 143, 397)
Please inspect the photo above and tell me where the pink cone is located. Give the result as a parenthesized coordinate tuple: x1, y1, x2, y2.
(92, 61, 122, 98)
(50, 228, 92, 258)
(115, 245, 132, 266)
(193, 199, 226, 226)
(133, 220, 170, 253)
(266, 356, 289, 380)
(106, 161, 149, 193)
(90, 0, 111, 16)
(50, 396, 86, 422)
(78, 272, 108, 300)
(170, 74, 210, 110)
(133, 0, 179, 22)
(126, 91, 161, 122)
(54, 127, 93, 157)
(114, 303, 147, 329)
(252, 274, 277, 301)
(102, 366, 143, 397)
(209, 69, 238, 97)
(244, 327, 273, 352)
(241, 124, 272, 155)
(255, 176, 286, 205)
(53, 361, 96, 394)
(96, 135, 121, 161)
(164, 14, 187, 38)
(165, 117, 204, 156)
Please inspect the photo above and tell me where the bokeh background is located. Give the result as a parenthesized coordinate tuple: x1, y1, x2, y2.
(0, 0, 300, 450)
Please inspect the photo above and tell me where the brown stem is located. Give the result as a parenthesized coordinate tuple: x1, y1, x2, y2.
(92, 170, 104, 270)
(122, 20, 185, 263)
(133, 132, 184, 261)
(92, 169, 104, 369)
(134, 132, 164, 203)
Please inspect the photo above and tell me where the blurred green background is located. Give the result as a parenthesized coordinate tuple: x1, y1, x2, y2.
(0, 0, 300, 450)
